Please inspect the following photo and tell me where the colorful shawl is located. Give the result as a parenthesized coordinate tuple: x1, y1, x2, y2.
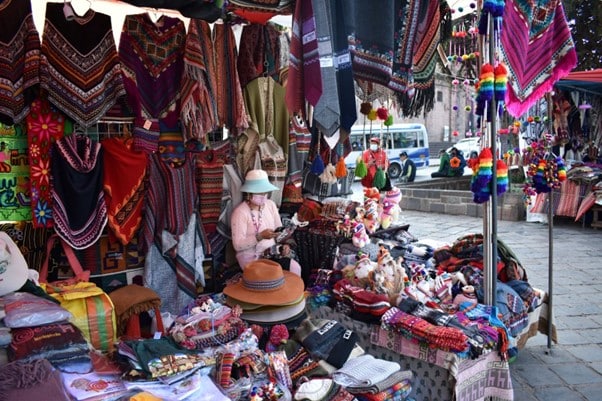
(51, 135, 107, 249)
(180, 19, 218, 142)
(40, 3, 125, 128)
(286, 0, 322, 116)
(0, 0, 40, 125)
(401, 0, 443, 117)
(346, 0, 423, 97)
(26, 99, 66, 228)
(212, 23, 248, 136)
(101, 137, 147, 245)
(501, 0, 577, 117)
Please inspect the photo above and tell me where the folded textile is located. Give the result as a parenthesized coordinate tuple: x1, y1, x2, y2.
(294, 318, 358, 368)
(345, 369, 413, 395)
(294, 378, 356, 401)
(332, 354, 400, 388)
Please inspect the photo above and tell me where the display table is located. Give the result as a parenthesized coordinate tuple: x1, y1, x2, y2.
(311, 302, 553, 401)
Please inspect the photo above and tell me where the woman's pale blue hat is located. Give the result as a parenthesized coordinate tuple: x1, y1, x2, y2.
(240, 169, 279, 193)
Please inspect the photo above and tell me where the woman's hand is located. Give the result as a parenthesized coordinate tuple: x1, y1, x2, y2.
(258, 229, 278, 241)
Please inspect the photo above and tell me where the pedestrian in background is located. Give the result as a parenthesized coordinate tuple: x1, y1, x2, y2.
(399, 151, 416, 183)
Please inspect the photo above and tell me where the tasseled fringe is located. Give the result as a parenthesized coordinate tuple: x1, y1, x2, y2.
(398, 86, 435, 118)
(373, 167, 386, 189)
(335, 156, 347, 178)
(0, 359, 53, 399)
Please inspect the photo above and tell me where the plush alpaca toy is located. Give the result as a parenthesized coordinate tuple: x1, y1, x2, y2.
(379, 199, 395, 229)
(336, 214, 353, 238)
(363, 198, 380, 233)
(351, 220, 369, 248)
(354, 252, 376, 280)
(363, 187, 381, 203)
(382, 188, 402, 224)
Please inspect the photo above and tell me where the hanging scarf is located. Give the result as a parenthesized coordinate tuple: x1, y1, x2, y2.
(180, 19, 219, 142)
(213, 23, 249, 136)
(501, 0, 577, 117)
(51, 135, 107, 249)
(101, 137, 147, 245)
(286, 0, 322, 117)
(26, 98, 66, 228)
(0, 0, 40, 125)
(40, 3, 125, 128)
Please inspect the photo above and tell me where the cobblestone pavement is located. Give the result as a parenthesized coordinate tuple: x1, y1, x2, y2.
(399, 210, 602, 401)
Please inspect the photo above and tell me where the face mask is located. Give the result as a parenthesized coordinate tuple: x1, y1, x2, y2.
(370, 144, 378, 151)
(250, 194, 267, 206)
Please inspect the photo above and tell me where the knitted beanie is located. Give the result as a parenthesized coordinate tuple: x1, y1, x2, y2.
(294, 319, 358, 368)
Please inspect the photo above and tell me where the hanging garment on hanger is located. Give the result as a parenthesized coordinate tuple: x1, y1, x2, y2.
(119, 13, 186, 123)
(26, 98, 66, 228)
(101, 136, 147, 245)
(120, 0, 223, 21)
(140, 152, 207, 314)
(40, 3, 125, 128)
(237, 23, 285, 90)
(212, 22, 249, 136)
(0, 0, 40, 125)
(344, 0, 422, 107)
(180, 19, 219, 142)
(51, 134, 107, 249)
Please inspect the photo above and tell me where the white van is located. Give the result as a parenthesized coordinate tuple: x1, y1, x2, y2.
(344, 123, 430, 179)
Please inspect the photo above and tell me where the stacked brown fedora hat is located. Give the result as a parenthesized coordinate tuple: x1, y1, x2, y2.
(223, 259, 306, 325)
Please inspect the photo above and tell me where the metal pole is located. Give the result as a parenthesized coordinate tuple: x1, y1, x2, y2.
(546, 93, 554, 352)
(483, 13, 498, 305)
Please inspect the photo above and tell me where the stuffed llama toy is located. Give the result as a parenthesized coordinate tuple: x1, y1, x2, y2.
(351, 220, 369, 248)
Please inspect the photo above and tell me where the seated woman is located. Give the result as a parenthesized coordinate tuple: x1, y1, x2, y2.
(231, 169, 302, 276)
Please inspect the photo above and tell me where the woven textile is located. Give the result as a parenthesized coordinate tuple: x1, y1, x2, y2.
(346, 0, 423, 98)
(213, 23, 249, 136)
(501, 0, 577, 117)
(51, 135, 107, 249)
(286, 0, 322, 116)
(0, 0, 40, 125)
(180, 19, 219, 142)
(237, 23, 286, 90)
(119, 13, 185, 121)
(26, 98, 66, 228)
(40, 3, 125, 127)
(0, 124, 31, 222)
(101, 136, 147, 245)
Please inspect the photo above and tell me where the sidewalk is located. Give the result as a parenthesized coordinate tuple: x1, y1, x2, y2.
(399, 210, 602, 401)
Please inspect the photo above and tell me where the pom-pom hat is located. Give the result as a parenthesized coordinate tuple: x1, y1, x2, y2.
(240, 169, 279, 193)
(0, 232, 28, 296)
(223, 259, 304, 306)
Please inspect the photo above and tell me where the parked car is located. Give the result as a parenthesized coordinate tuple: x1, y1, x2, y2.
(446, 137, 501, 158)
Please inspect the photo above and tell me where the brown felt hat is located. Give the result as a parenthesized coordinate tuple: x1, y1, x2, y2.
(223, 259, 304, 306)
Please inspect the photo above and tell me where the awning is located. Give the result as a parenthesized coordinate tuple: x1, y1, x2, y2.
(555, 69, 602, 96)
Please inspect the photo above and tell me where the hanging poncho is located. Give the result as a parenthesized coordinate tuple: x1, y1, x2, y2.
(101, 137, 147, 245)
(0, 0, 40, 125)
(40, 3, 125, 128)
(500, 0, 577, 117)
(26, 98, 66, 228)
(119, 14, 186, 152)
(51, 135, 107, 249)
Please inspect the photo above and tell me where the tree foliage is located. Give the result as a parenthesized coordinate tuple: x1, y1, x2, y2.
(564, 0, 602, 70)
